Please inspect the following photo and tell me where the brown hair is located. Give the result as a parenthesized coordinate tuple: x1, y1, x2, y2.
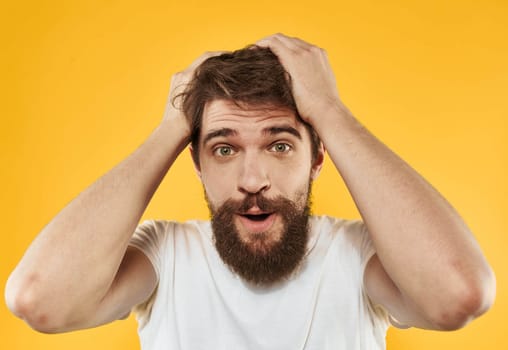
(175, 45, 321, 166)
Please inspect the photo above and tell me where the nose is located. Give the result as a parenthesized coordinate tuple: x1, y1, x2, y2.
(237, 152, 270, 195)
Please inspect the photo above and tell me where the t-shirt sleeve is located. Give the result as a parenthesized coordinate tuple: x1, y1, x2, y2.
(350, 220, 392, 329)
(128, 220, 169, 322)
(355, 220, 377, 274)
(129, 220, 165, 280)
(356, 221, 410, 329)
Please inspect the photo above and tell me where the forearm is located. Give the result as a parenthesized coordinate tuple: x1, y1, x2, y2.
(5, 118, 188, 328)
(315, 103, 495, 323)
(254, 33, 494, 328)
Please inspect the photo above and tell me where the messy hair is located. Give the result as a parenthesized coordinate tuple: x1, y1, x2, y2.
(175, 46, 321, 166)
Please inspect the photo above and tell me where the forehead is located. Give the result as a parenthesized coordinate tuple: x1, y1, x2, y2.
(201, 99, 302, 132)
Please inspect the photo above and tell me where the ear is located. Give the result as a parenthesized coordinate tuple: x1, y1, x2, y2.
(189, 145, 202, 179)
(310, 142, 325, 180)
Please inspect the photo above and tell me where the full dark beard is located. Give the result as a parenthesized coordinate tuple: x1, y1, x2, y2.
(209, 190, 311, 286)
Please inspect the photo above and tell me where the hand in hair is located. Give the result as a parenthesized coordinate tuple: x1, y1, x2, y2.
(163, 51, 225, 136)
(256, 33, 343, 128)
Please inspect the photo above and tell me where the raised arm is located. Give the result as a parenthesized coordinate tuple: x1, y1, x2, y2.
(257, 33, 496, 330)
(4, 52, 217, 333)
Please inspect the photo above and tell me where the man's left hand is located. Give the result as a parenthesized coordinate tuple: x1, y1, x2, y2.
(256, 33, 343, 127)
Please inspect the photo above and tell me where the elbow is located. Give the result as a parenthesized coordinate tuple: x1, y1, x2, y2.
(429, 267, 496, 331)
(5, 273, 65, 334)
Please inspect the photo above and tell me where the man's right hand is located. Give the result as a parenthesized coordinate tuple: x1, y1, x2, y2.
(4, 51, 222, 334)
(162, 51, 225, 137)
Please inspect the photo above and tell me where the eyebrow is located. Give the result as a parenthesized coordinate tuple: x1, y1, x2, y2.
(202, 125, 302, 146)
(263, 125, 302, 140)
(203, 128, 238, 145)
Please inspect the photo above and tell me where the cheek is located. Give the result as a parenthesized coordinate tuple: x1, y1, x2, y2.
(199, 152, 313, 203)
(270, 160, 313, 193)
(200, 163, 237, 204)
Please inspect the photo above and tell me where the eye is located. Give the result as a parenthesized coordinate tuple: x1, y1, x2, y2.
(270, 142, 292, 153)
(214, 146, 235, 157)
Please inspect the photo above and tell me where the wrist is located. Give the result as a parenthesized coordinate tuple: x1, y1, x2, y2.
(156, 117, 191, 153)
(309, 100, 353, 134)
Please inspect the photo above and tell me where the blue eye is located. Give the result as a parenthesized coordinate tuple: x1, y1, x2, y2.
(214, 146, 235, 156)
(270, 143, 291, 153)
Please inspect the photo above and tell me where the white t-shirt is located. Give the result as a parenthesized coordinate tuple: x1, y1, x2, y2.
(129, 215, 390, 350)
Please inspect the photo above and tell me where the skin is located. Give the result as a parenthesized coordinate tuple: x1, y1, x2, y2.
(256, 34, 496, 329)
(5, 34, 495, 334)
(4, 52, 216, 332)
(196, 100, 323, 246)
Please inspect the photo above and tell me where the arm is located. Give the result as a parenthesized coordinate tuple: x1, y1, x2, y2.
(257, 33, 496, 330)
(4, 52, 217, 333)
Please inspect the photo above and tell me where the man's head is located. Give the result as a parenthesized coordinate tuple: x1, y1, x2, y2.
(176, 46, 324, 286)
(177, 46, 321, 166)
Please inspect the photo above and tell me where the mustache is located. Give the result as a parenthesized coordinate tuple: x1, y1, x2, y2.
(225, 194, 288, 214)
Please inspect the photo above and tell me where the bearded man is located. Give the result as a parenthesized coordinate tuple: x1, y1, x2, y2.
(6, 34, 495, 349)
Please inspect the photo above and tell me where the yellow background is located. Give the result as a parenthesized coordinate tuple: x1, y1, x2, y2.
(1, 0, 506, 348)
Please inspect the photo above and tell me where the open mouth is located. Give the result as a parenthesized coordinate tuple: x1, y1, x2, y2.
(242, 213, 272, 221)
(237, 212, 276, 233)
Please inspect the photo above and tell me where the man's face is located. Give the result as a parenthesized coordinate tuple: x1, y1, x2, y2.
(195, 99, 323, 285)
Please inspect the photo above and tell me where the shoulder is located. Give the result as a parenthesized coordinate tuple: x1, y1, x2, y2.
(309, 215, 366, 238)
(309, 215, 373, 260)
(134, 219, 212, 235)
(131, 219, 213, 252)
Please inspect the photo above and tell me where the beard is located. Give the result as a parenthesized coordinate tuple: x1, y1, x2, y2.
(208, 185, 312, 287)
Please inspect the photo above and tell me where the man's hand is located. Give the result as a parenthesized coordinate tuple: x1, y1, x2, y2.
(162, 51, 225, 137)
(4, 50, 223, 333)
(256, 33, 343, 127)
(261, 32, 495, 330)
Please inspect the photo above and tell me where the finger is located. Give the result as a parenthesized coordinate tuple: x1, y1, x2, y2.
(256, 33, 296, 53)
(256, 36, 297, 65)
(272, 33, 311, 51)
(256, 33, 310, 52)
(187, 50, 227, 71)
(172, 50, 227, 88)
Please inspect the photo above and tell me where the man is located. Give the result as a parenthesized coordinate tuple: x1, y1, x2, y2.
(5, 34, 495, 349)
